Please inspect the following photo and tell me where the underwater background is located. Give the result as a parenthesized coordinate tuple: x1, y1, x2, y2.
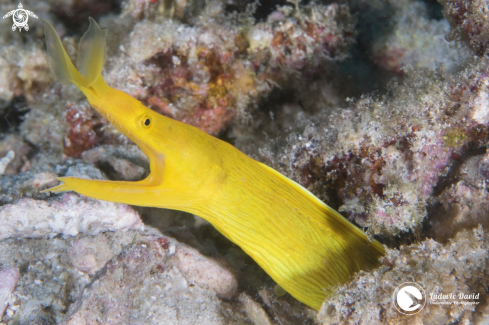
(0, 0, 488, 323)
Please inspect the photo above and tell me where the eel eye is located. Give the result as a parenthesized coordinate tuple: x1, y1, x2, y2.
(140, 115, 152, 129)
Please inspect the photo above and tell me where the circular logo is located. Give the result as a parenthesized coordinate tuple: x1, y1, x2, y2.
(393, 282, 426, 315)
(13, 9, 28, 28)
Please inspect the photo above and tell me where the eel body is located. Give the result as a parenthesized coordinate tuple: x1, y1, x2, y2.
(42, 18, 385, 310)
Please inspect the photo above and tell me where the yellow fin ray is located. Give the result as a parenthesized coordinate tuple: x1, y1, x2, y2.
(77, 17, 108, 87)
(43, 20, 89, 87)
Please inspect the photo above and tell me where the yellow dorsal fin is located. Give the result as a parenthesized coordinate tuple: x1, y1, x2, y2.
(43, 19, 89, 87)
(77, 17, 108, 87)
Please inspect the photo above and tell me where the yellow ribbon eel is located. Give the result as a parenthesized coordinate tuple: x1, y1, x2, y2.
(42, 18, 385, 310)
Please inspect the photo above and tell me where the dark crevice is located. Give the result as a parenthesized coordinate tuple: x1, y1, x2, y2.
(53, 0, 123, 35)
(256, 288, 316, 324)
(95, 161, 118, 179)
(423, 0, 444, 20)
(375, 225, 427, 250)
(258, 86, 301, 129)
(425, 147, 489, 244)
(432, 147, 487, 197)
(0, 95, 30, 136)
(337, 45, 400, 97)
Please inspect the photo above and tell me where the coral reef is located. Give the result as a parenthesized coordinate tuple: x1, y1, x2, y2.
(49, 0, 122, 30)
(317, 227, 489, 324)
(370, 0, 469, 74)
(106, 1, 355, 136)
(439, 0, 489, 55)
(173, 243, 238, 299)
(262, 56, 489, 235)
(0, 0, 53, 102)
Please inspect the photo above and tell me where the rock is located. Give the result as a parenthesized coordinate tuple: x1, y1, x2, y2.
(0, 227, 241, 324)
(0, 150, 14, 175)
(63, 234, 238, 325)
(173, 243, 238, 300)
(0, 193, 143, 239)
(81, 145, 149, 181)
(0, 171, 58, 205)
(0, 268, 19, 318)
(238, 293, 272, 325)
